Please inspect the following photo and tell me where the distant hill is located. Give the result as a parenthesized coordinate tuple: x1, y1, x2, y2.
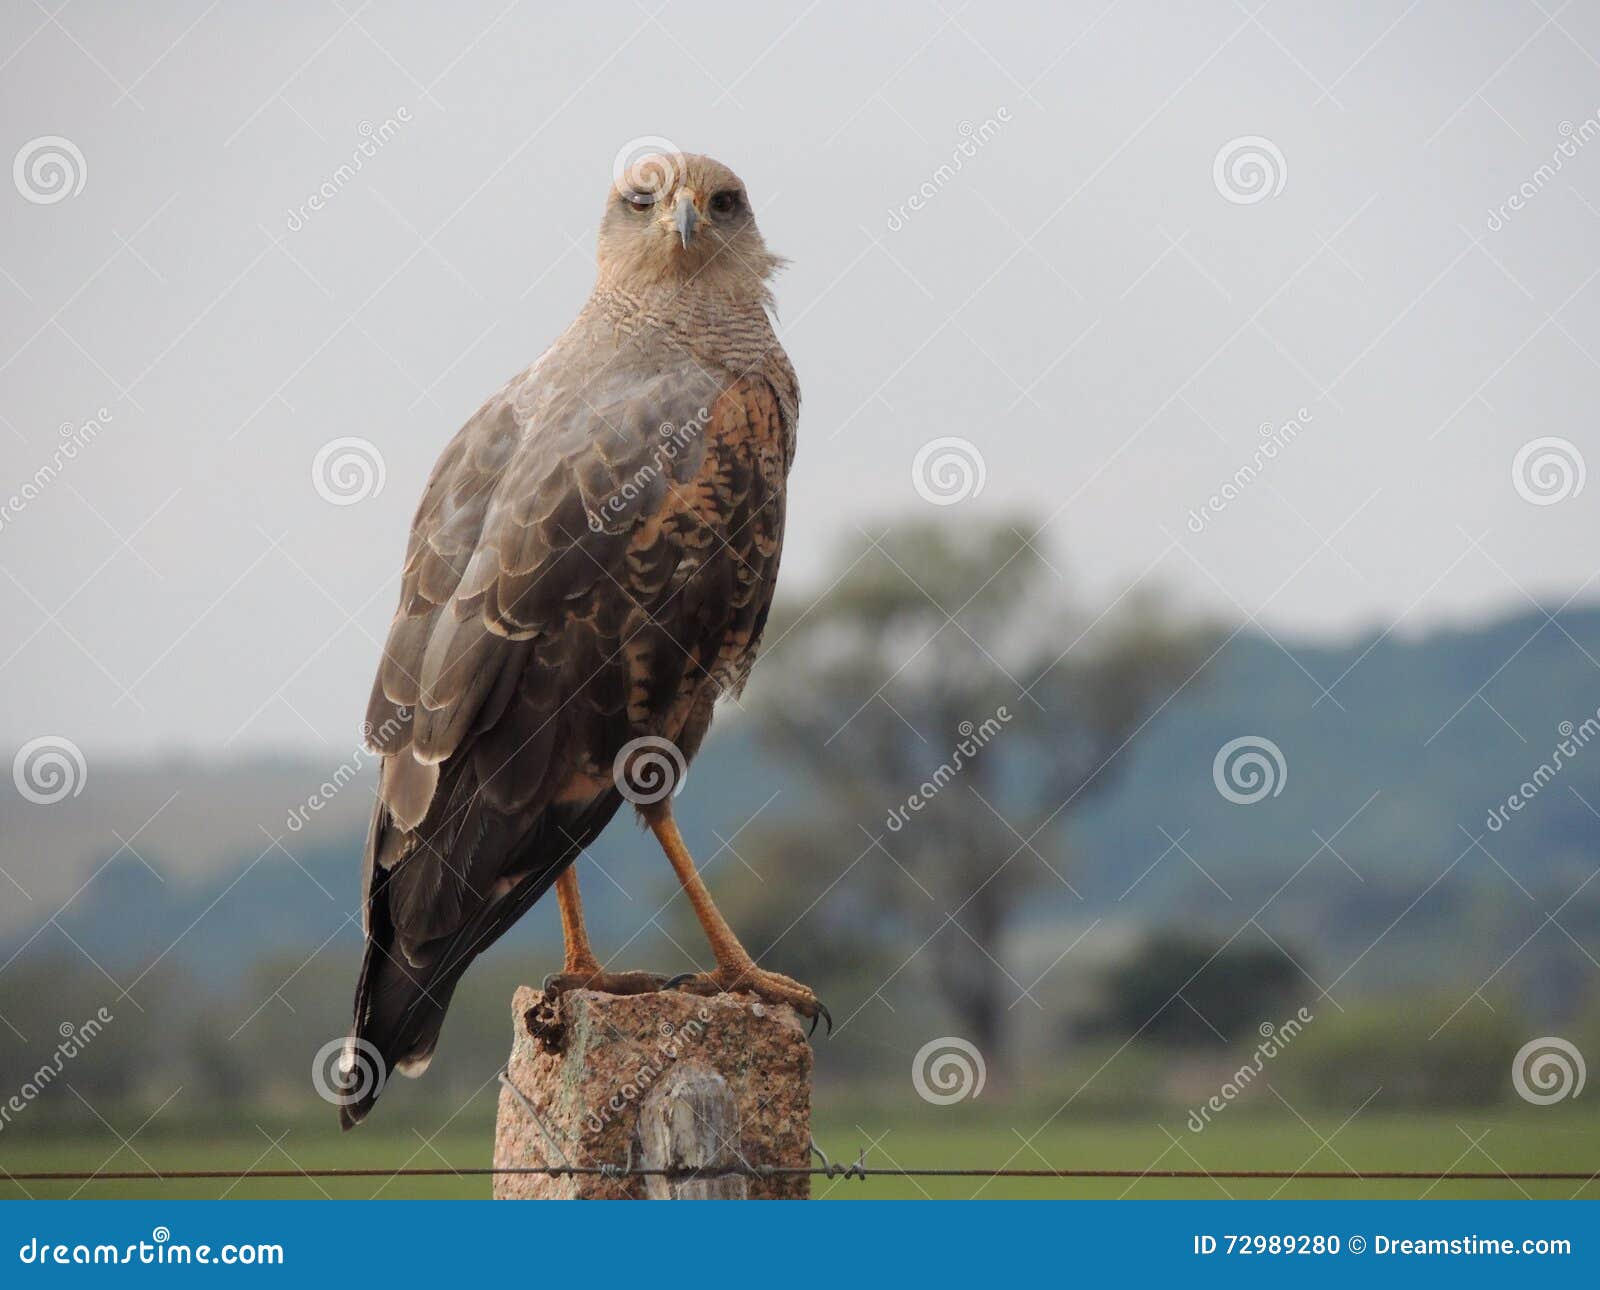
(1060, 603, 1600, 1010)
(4, 604, 1598, 1011)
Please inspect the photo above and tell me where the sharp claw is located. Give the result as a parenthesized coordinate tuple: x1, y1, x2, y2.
(814, 1001, 833, 1037)
(663, 972, 698, 991)
(542, 972, 560, 994)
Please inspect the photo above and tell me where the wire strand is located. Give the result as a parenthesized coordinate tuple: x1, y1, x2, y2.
(7, 1166, 1596, 1183)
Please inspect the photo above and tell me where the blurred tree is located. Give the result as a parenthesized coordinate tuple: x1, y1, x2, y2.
(1275, 996, 1525, 1108)
(0, 957, 179, 1116)
(748, 518, 1214, 1068)
(1082, 930, 1305, 1046)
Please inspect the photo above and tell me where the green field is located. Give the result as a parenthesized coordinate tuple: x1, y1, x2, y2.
(4, 1104, 1598, 1200)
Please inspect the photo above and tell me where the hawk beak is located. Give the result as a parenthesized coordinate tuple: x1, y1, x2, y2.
(673, 193, 699, 249)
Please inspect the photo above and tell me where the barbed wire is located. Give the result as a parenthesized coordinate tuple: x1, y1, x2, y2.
(8, 1165, 1595, 1183)
(10, 1077, 1592, 1188)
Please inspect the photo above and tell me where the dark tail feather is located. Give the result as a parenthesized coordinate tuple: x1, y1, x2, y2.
(338, 793, 624, 1130)
(338, 809, 461, 1132)
(337, 857, 562, 1131)
(337, 927, 460, 1130)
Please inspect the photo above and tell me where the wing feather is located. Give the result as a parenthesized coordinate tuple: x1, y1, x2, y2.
(346, 350, 793, 1120)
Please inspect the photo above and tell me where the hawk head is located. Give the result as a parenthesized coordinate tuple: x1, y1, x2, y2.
(598, 152, 783, 296)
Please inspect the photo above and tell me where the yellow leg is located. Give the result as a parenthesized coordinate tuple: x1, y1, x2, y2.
(648, 808, 752, 972)
(555, 868, 600, 974)
(648, 805, 828, 1030)
(543, 866, 665, 996)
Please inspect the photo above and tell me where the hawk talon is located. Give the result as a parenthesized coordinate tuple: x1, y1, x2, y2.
(663, 964, 828, 1035)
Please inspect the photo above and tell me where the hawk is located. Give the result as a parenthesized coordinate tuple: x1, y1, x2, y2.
(339, 152, 819, 1128)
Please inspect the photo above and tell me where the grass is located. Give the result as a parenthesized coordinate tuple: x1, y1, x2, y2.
(4, 1102, 1598, 1200)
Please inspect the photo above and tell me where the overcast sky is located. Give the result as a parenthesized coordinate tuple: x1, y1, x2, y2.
(2, 1, 1598, 755)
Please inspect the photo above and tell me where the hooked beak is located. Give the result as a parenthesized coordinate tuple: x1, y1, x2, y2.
(672, 193, 699, 249)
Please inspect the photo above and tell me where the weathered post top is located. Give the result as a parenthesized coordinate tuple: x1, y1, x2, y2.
(493, 985, 813, 1199)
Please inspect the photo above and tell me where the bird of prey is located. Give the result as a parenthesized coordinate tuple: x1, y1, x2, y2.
(339, 152, 817, 1128)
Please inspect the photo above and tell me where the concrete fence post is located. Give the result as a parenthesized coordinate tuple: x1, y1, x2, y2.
(492, 985, 812, 1199)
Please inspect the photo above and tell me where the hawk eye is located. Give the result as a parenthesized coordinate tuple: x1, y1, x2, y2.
(709, 189, 742, 216)
(623, 190, 656, 211)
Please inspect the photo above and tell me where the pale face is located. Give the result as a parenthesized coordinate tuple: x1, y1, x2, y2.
(597, 153, 773, 289)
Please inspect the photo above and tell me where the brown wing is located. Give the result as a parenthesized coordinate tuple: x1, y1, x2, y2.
(341, 357, 791, 1121)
